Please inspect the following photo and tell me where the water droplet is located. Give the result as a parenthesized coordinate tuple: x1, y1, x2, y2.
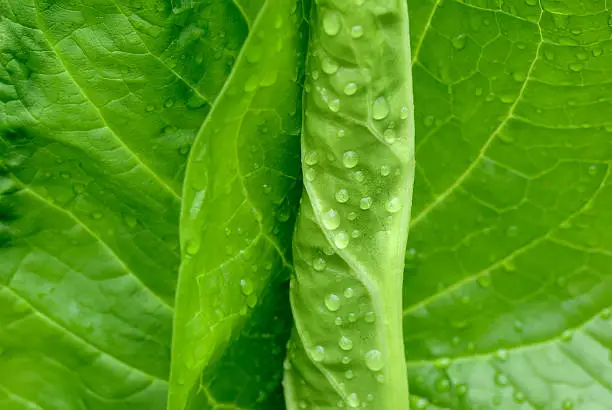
(351, 229, 360, 238)
(91, 212, 103, 220)
(343, 151, 359, 168)
(73, 183, 86, 194)
(344, 370, 355, 379)
(344, 287, 354, 298)
(359, 197, 372, 210)
(400, 106, 410, 119)
(376, 374, 384, 383)
(304, 151, 319, 165)
(347, 393, 359, 408)
(336, 189, 350, 203)
(311, 345, 325, 362)
(588, 164, 597, 175)
(456, 384, 468, 396)
(561, 329, 574, 342)
(380, 165, 391, 176)
(364, 311, 376, 323)
(364, 349, 384, 371)
(344, 82, 358, 95)
(352, 170, 365, 182)
(321, 58, 339, 74)
(502, 260, 516, 272)
(385, 197, 401, 213)
(313, 257, 327, 271)
(414, 398, 428, 409)
(435, 377, 450, 392)
(145, 105, 155, 112)
(347, 211, 357, 221)
(347, 312, 357, 322)
(513, 391, 526, 404)
(494, 348, 509, 361)
(305, 168, 317, 182)
(383, 128, 396, 143)
(323, 209, 341, 230)
(452, 34, 467, 50)
(335, 316, 343, 326)
(337, 129, 346, 138)
(240, 278, 254, 296)
(495, 373, 509, 386)
(329, 99, 340, 112)
(325, 294, 341, 311)
(592, 48, 603, 57)
(478, 274, 491, 288)
(350, 25, 364, 38)
(569, 63, 583, 72)
(373, 96, 389, 120)
(434, 357, 451, 369)
(600, 308, 610, 319)
(322, 11, 342, 36)
(334, 231, 350, 249)
(562, 399, 574, 410)
(185, 239, 200, 256)
(339, 336, 353, 350)
(342, 356, 351, 364)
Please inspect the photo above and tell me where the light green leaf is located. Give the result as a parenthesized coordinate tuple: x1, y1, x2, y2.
(284, 0, 414, 408)
(0, 0, 247, 408)
(168, 1, 307, 409)
(405, 0, 612, 408)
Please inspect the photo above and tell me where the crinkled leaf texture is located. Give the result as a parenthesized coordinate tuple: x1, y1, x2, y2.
(0, 0, 303, 409)
(404, 0, 612, 408)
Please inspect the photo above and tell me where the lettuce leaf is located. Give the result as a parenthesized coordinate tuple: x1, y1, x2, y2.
(404, 0, 612, 408)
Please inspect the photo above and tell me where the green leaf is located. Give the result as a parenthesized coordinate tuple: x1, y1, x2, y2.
(283, 0, 414, 408)
(168, 1, 307, 410)
(0, 0, 247, 408)
(405, 0, 612, 408)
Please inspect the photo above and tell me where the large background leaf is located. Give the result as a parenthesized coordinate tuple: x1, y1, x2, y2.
(0, 0, 250, 408)
(405, 0, 612, 408)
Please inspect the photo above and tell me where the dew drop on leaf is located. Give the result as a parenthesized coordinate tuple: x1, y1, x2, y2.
(344, 82, 358, 95)
(322, 209, 341, 230)
(494, 348, 509, 361)
(325, 294, 341, 311)
(311, 345, 325, 362)
(240, 279, 254, 296)
(434, 357, 450, 369)
(435, 377, 450, 392)
(339, 336, 353, 350)
(313, 257, 327, 271)
(347, 312, 357, 323)
(350, 25, 364, 38)
(365, 349, 384, 371)
(359, 197, 373, 210)
(373, 96, 390, 120)
(364, 311, 376, 323)
(343, 287, 354, 298)
(322, 11, 341, 36)
(344, 370, 354, 379)
(342, 151, 359, 168)
(385, 197, 401, 213)
(321, 57, 339, 74)
(334, 231, 350, 249)
(346, 393, 359, 408)
(335, 188, 350, 203)
(452, 34, 467, 50)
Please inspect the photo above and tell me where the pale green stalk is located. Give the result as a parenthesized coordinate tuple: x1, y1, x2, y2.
(284, 0, 415, 408)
